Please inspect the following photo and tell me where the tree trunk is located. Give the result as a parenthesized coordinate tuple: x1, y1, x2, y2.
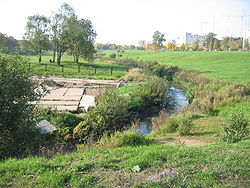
(38, 54, 42, 63)
(57, 52, 61, 65)
(73, 55, 76, 62)
(52, 49, 56, 63)
(76, 56, 79, 63)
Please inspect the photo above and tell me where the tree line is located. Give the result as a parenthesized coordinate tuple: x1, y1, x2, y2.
(20, 3, 96, 65)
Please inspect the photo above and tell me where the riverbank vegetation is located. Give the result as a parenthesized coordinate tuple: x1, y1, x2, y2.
(0, 51, 249, 187)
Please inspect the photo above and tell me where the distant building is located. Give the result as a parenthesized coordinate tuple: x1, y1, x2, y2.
(176, 32, 206, 47)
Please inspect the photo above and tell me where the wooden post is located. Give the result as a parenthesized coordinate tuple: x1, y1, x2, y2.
(111, 67, 113, 75)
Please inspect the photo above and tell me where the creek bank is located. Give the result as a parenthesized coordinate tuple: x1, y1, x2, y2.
(138, 87, 189, 135)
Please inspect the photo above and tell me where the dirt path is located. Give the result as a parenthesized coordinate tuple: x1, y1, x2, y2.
(155, 137, 212, 146)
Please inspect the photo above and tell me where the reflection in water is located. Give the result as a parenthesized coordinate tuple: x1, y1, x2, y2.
(138, 87, 189, 135)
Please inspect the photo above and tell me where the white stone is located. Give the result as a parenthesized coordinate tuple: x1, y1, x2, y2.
(36, 120, 56, 134)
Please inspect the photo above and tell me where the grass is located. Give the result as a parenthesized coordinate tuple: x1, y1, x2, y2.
(26, 55, 129, 80)
(102, 50, 250, 83)
(116, 85, 141, 95)
(0, 140, 249, 187)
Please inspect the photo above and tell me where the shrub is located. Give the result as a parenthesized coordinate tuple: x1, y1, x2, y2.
(0, 54, 43, 158)
(133, 76, 170, 108)
(98, 130, 153, 148)
(48, 113, 83, 130)
(109, 53, 116, 59)
(164, 115, 180, 133)
(222, 111, 249, 143)
(124, 68, 147, 82)
(74, 91, 132, 143)
(178, 117, 193, 136)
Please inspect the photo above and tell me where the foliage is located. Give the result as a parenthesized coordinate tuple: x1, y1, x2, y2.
(178, 116, 193, 136)
(50, 3, 75, 64)
(0, 32, 19, 53)
(109, 53, 116, 58)
(192, 39, 199, 51)
(23, 14, 50, 63)
(124, 68, 147, 82)
(0, 54, 43, 158)
(98, 130, 153, 148)
(204, 32, 217, 50)
(74, 91, 132, 142)
(152, 31, 166, 50)
(222, 111, 249, 143)
(64, 15, 96, 62)
(132, 76, 170, 111)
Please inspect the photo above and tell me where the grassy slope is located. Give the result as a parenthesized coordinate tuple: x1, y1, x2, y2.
(27, 55, 128, 80)
(0, 140, 249, 188)
(104, 50, 250, 83)
(2, 52, 248, 187)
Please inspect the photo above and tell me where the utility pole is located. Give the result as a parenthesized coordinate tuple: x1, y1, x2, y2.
(200, 17, 209, 35)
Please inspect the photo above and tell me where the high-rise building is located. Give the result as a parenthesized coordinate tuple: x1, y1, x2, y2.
(176, 32, 206, 46)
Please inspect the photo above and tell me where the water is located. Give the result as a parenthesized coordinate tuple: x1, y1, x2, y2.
(138, 87, 189, 135)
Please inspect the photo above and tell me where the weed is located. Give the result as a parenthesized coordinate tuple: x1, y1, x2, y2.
(222, 110, 249, 143)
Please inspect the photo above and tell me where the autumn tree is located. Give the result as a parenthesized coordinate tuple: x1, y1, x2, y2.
(192, 39, 199, 51)
(152, 31, 166, 50)
(23, 15, 50, 63)
(213, 39, 220, 50)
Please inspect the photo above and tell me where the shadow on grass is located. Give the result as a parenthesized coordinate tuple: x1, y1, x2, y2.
(191, 131, 217, 136)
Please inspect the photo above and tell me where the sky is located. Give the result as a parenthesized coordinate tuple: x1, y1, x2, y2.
(0, 0, 250, 45)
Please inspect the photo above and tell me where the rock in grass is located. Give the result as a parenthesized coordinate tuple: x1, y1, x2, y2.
(36, 120, 57, 134)
(132, 165, 141, 172)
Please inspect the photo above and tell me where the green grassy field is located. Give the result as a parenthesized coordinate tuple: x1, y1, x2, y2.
(27, 55, 128, 80)
(103, 50, 250, 83)
(0, 140, 249, 187)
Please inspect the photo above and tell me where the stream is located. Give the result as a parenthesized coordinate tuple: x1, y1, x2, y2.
(138, 87, 189, 135)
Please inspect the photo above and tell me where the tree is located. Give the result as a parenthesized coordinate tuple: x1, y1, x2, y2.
(192, 39, 199, 51)
(166, 42, 173, 50)
(244, 39, 250, 51)
(213, 39, 220, 50)
(64, 15, 96, 62)
(0, 54, 43, 158)
(0, 32, 19, 53)
(50, 3, 75, 65)
(152, 31, 166, 50)
(24, 15, 50, 63)
(180, 44, 185, 51)
(204, 32, 217, 51)
(139, 40, 146, 48)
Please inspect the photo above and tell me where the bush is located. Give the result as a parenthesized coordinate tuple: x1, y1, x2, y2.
(178, 117, 193, 136)
(0, 54, 43, 158)
(124, 68, 147, 82)
(164, 115, 180, 133)
(98, 130, 153, 147)
(222, 111, 249, 143)
(109, 53, 116, 59)
(74, 91, 132, 143)
(133, 76, 170, 109)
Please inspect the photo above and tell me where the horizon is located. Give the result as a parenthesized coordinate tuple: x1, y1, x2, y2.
(1, 0, 250, 45)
